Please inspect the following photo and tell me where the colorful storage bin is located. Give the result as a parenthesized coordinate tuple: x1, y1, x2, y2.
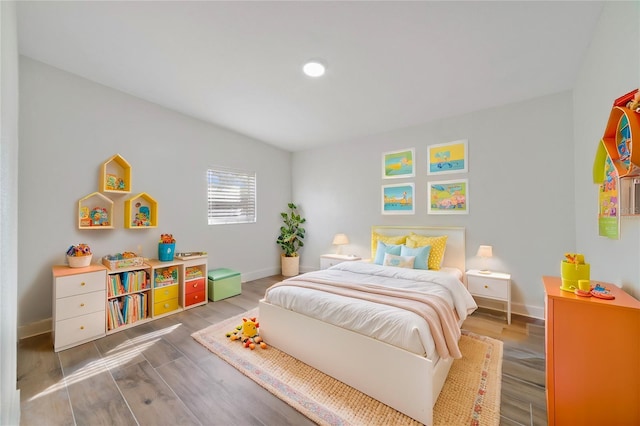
(208, 268, 241, 301)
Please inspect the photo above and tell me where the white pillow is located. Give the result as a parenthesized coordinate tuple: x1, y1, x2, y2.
(383, 253, 415, 269)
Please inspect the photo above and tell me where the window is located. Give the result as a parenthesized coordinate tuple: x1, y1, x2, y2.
(207, 167, 256, 225)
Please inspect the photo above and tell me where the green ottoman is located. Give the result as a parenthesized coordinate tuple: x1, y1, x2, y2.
(208, 268, 241, 301)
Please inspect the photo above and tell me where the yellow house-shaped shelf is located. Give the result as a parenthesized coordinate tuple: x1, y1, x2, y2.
(101, 154, 132, 193)
(125, 192, 158, 228)
(78, 192, 114, 229)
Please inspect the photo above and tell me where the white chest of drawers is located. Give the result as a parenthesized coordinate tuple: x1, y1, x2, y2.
(52, 265, 107, 352)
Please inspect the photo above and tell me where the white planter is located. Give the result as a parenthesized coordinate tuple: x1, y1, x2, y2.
(281, 254, 300, 277)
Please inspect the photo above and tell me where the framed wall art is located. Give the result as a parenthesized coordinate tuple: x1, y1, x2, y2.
(427, 139, 468, 175)
(382, 183, 415, 215)
(427, 179, 468, 214)
(382, 148, 415, 179)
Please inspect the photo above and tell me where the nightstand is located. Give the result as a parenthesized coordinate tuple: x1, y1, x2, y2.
(320, 254, 361, 270)
(465, 269, 511, 324)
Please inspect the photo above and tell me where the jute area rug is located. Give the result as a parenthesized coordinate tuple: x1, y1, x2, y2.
(192, 308, 502, 426)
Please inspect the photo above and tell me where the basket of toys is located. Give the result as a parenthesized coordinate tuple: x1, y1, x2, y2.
(66, 244, 93, 268)
(158, 234, 176, 261)
(102, 252, 144, 270)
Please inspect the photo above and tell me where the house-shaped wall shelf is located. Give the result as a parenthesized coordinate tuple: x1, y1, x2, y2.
(100, 154, 132, 193)
(78, 192, 114, 229)
(593, 90, 640, 238)
(124, 192, 158, 228)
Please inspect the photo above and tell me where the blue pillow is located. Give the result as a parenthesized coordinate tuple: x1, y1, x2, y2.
(374, 241, 402, 265)
(400, 244, 431, 270)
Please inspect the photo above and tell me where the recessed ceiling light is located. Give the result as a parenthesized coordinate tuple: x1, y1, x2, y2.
(303, 60, 326, 77)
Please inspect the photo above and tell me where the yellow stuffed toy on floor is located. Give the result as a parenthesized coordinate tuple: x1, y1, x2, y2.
(226, 317, 267, 350)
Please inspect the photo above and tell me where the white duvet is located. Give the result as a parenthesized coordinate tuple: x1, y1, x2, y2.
(264, 261, 478, 358)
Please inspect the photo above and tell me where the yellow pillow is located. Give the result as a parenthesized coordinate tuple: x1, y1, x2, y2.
(405, 234, 447, 270)
(371, 232, 408, 260)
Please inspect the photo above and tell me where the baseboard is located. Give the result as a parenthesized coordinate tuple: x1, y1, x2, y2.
(240, 267, 281, 283)
(18, 317, 51, 340)
(512, 301, 544, 320)
(474, 299, 544, 321)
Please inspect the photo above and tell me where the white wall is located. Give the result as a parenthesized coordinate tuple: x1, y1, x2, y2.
(574, 1, 640, 299)
(1, 1, 21, 423)
(293, 92, 575, 318)
(18, 57, 292, 334)
(15, 1, 639, 335)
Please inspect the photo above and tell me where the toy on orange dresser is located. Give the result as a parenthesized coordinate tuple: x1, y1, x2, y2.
(226, 317, 267, 350)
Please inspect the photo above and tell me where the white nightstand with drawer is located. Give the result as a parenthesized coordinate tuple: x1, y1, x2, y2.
(320, 254, 361, 270)
(465, 269, 511, 324)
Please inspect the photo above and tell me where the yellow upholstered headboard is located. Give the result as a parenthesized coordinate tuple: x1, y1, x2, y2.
(371, 226, 465, 272)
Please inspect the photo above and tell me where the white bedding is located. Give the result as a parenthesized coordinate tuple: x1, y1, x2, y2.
(264, 261, 477, 358)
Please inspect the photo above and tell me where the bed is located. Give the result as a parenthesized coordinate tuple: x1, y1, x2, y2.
(258, 226, 477, 425)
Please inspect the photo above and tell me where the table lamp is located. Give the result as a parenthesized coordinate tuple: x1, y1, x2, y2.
(332, 233, 349, 255)
(477, 245, 493, 274)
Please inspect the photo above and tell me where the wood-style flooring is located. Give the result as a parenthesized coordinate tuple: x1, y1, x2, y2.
(17, 275, 547, 425)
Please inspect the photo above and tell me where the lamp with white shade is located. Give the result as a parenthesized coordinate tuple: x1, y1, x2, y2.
(476, 245, 493, 274)
(332, 233, 349, 255)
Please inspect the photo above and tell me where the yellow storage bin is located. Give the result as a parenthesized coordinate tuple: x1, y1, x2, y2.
(154, 285, 179, 303)
(154, 298, 179, 316)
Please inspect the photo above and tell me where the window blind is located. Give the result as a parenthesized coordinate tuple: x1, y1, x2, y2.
(207, 167, 256, 225)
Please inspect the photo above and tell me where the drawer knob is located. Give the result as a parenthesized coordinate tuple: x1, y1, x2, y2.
(81, 282, 86, 286)
(80, 303, 85, 307)
(194, 295, 199, 300)
(164, 303, 169, 308)
(193, 283, 198, 288)
(80, 326, 85, 330)
(484, 285, 488, 288)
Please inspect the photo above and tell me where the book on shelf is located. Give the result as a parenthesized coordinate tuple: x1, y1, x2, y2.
(109, 270, 149, 297)
(107, 293, 149, 330)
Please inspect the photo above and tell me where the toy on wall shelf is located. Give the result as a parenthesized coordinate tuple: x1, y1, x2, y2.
(124, 193, 158, 228)
(101, 154, 131, 193)
(226, 317, 267, 350)
(78, 192, 114, 230)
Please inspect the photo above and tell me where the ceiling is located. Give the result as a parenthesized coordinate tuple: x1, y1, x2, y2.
(16, 1, 604, 152)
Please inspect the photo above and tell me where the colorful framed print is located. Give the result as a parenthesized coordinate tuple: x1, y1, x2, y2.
(427, 139, 468, 175)
(382, 148, 415, 179)
(427, 179, 469, 214)
(382, 183, 415, 215)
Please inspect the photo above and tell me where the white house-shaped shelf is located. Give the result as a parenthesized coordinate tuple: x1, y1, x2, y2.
(124, 192, 158, 228)
(78, 192, 114, 229)
(101, 154, 132, 193)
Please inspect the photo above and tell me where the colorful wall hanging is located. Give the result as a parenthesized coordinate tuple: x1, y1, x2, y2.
(382, 148, 415, 179)
(382, 183, 415, 215)
(427, 139, 468, 175)
(427, 179, 468, 214)
(593, 89, 640, 239)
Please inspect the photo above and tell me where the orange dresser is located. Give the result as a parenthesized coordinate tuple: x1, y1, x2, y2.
(543, 276, 640, 425)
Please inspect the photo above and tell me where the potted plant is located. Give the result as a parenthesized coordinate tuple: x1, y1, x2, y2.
(276, 202, 306, 276)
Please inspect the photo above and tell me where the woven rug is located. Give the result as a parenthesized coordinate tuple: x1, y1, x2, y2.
(192, 308, 502, 426)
